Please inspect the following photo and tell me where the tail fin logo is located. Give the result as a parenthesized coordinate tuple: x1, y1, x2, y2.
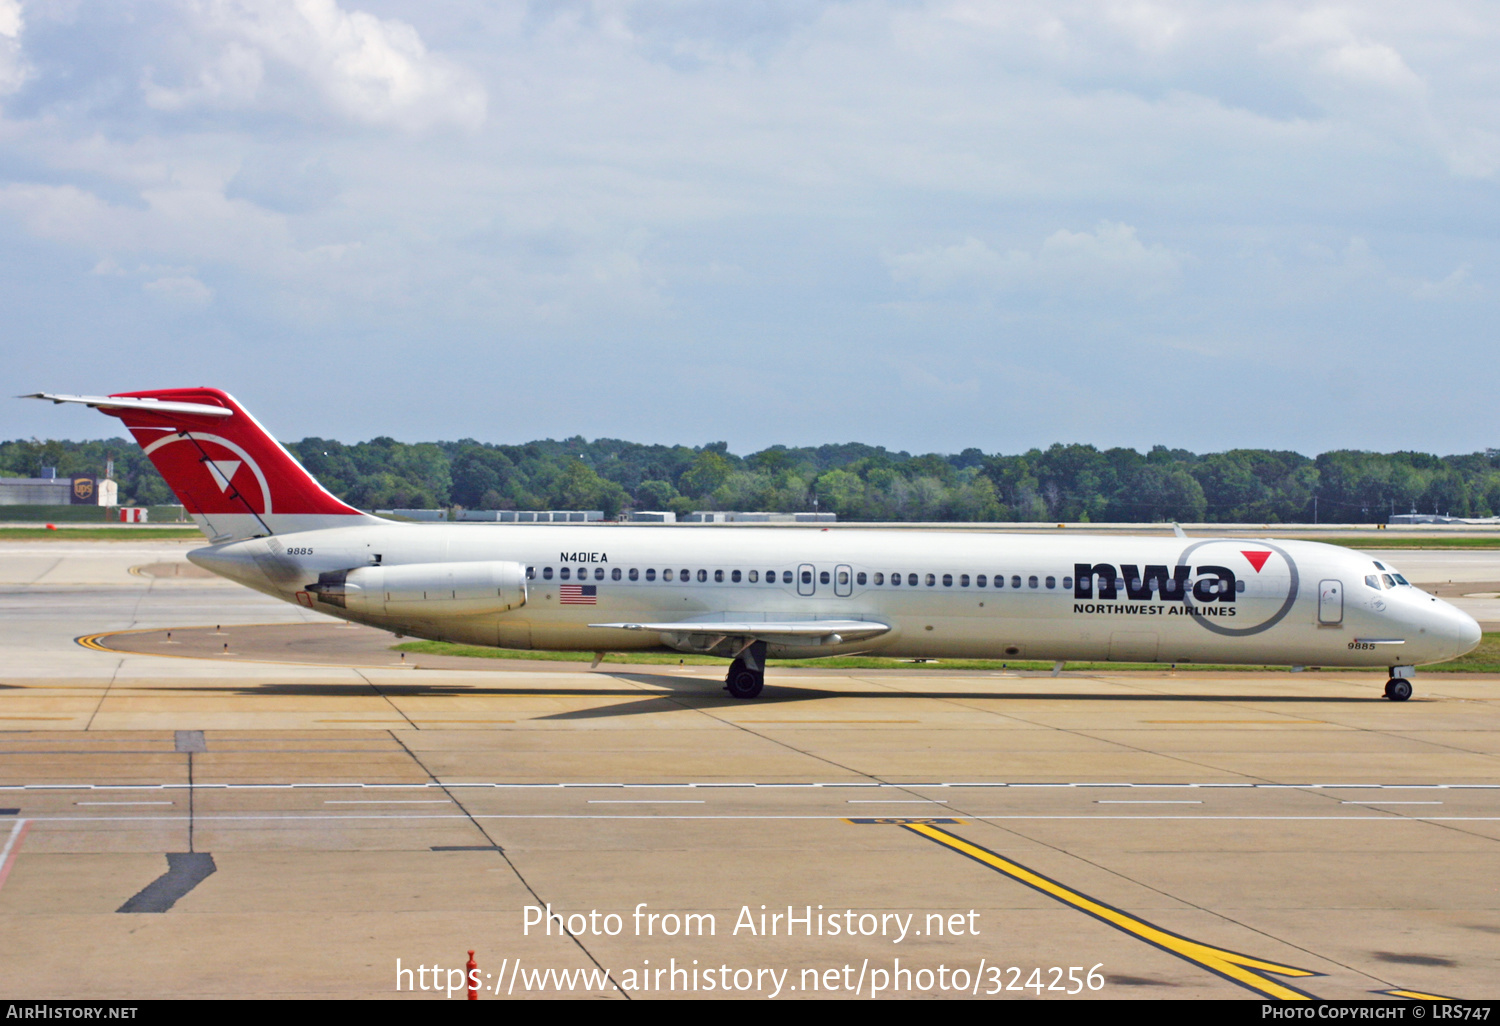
(141, 433, 272, 514)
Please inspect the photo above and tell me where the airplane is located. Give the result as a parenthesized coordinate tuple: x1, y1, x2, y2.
(26, 387, 1483, 702)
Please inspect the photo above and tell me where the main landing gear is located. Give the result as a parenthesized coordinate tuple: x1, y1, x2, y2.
(1384, 666, 1414, 702)
(725, 640, 768, 699)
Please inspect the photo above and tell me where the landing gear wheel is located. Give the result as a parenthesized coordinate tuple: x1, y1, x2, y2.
(1384, 678, 1412, 702)
(726, 665, 764, 699)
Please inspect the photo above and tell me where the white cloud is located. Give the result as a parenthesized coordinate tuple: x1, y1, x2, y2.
(143, 274, 213, 305)
(146, 0, 486, 130)
(887, 222, 1181, 298)
(0, 0, 27, 96)
(1411, 263, 1481, 301)
(143, 41, 264, 111)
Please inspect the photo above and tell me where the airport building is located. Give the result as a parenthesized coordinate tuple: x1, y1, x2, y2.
(1388, 513, 1500, 525)
(681, 511, 837, 523)
(455, 510, 605, 522)
(0, 470, 117, 506)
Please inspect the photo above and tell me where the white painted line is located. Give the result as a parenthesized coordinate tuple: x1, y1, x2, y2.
(324, 800, 450, 805)
(586, 800, 706, 805)
(1339, 801, 1443, 805)
(23, 814, 1500, 824)
(1096, 801, 1203, 805)
(0, 819, 29, 894)
(75, 801, 174, 806)
(5, 781, 1499, 792)
(847, 800, 951, 804)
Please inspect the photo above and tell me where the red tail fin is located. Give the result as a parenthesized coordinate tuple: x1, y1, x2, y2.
(30, 388, 376, 540)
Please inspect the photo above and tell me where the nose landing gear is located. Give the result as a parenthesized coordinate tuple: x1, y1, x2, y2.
(1384, 666, 1414, 701)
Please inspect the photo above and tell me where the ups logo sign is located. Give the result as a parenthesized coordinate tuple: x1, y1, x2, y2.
(70, 477, 95, 504)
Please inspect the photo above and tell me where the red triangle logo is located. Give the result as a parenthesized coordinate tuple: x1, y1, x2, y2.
(1242, 550, 1271, 573)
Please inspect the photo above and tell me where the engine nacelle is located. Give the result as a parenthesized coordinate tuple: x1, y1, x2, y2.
(308, 561, 527, 618)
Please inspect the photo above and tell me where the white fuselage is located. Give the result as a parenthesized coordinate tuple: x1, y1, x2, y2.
(187, 523, 1480, 669)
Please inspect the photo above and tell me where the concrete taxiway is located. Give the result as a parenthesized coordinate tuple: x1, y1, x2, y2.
(0, 539, 1498, 1000)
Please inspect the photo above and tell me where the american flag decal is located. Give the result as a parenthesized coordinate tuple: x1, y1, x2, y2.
(559, 584, 597, 605)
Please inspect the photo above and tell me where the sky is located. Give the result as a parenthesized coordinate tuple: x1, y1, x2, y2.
(1, 0, 1497, 457)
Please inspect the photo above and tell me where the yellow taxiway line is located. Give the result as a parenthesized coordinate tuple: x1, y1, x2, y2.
(901, 821, 1320, 1000)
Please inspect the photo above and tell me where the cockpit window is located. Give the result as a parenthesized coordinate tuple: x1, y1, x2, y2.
(1365, 575, 1381, 590)
(1381, 574, 1397, 588)
(1392, 573, 1409, 586)
(1374, 561, 1388, 571)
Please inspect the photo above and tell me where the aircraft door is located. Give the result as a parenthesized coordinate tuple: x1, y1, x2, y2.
(834, 564, 853, 597)
(1318, 579, 1343, 624)
(798, 563, 816, 597)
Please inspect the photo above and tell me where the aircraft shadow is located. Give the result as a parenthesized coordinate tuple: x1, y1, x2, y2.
(111, 675, 1389, 720)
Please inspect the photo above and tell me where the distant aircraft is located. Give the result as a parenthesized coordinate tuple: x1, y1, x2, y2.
(27, 389, 1481, 701)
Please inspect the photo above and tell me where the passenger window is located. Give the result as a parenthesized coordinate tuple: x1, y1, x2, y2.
(1028, 576, 1038, 589)
(747, 570, 758, 583)
(976, 574, 986, 588)
(731, 570, 741, 583)
(856, 572, 866, 585)
(908, 573, 919, 586)
(1063, 576, 1072, 589)
(838, 571, 849, 585)
(543, 567, 554, 581)
(663, 569, 674, 582)
(942, 574, 953, 587)
(1045, 576, 1055, 589)
(681, 569, 690, 582)
(612, 568, 621, 581)
(801, 570, 813, 585)
(1011, 575, 1021, 589)
(891, 573, 901, 587)
(628, 568, 638, 581)
(820, 571, 830, 585)
(560, 567, 571, 580)
(873, 573, 884, 585)
(698, 569, 708, 583)
(645, 568, 656, 581)
(783, 571, 793, 584)
(1236, 580, 1245, 593)
(960, 574, 969, 587)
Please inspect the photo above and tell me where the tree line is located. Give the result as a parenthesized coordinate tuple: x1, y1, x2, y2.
(3, 435, 1498, 524)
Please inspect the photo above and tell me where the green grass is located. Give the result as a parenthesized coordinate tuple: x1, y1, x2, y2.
(1320, 536, 1500, 549)
(397, 637, 1500, 674)
(0, 527, 202, 540)
(1423, 632, 1500, 673)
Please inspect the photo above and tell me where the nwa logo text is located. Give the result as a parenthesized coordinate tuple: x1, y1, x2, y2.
(1073, 562, 1241, 618)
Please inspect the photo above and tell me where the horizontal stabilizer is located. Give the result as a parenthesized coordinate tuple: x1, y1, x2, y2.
(22, 393, 233, 418)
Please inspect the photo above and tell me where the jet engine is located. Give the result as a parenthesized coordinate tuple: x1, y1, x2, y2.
(307, 561, 527, 617)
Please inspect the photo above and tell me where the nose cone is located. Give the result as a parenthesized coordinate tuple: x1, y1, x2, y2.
(1453, 607, 1483, 654)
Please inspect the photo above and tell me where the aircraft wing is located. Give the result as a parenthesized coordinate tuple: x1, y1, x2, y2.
(588, 619, 890, 643)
